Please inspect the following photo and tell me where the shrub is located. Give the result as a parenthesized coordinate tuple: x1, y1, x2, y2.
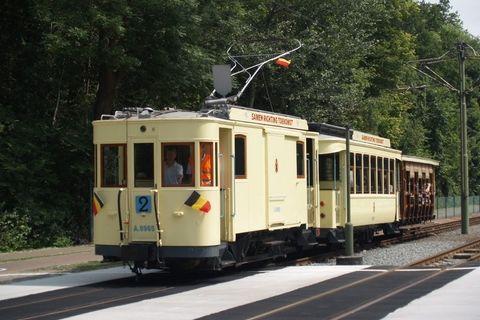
(0, 210, 31, 252)
(52, 235, 74, 247)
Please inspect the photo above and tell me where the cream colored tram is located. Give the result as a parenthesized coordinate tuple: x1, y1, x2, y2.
(93, 105, 436, 271)
(308, 124, 402, 242)
(93, 106, 314, 271)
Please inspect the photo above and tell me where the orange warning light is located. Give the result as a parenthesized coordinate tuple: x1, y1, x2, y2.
(276, 58, 291, 68)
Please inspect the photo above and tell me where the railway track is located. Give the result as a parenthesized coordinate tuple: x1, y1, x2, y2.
(379, 214, 480, 246)
(409, 238, 480, 267)
(289, 215, 480, 267)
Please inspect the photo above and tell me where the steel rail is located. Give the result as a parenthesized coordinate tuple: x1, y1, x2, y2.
(409, 238, 480, 267)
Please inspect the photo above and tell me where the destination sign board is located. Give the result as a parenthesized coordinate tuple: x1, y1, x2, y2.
(352, 130, 391, 148)
(229, 107, 308, 130)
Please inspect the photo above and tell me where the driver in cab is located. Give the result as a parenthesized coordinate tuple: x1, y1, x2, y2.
(163, 148, 183, 185)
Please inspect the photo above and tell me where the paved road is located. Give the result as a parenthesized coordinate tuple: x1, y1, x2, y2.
(0, 245, 101, 283)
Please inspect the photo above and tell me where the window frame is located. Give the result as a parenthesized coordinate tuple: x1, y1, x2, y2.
(377, 156, 383, 194)
(161, 142, 195, 187)
(363, 154, 370, 194)
(234, 134, 247, 179)
(389, 158, 395, 194)
(350, 152, 355, 193)
(371, 155, 376, 193)
(200, 141, 214, 187)
(383, 158, 389, 194)
(214, 142, 219, 187)
(93, 144, 97, 187)
(100, 143, 128, 188)
(296, 141, 305, 179)
(355, 153, 362, 194)
(134, 142, 155, 188)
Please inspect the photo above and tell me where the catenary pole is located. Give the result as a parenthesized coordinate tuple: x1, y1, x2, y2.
(458, 42, 469, 234)
(345, 126, 354, 256)
(408, 42, 477, 234)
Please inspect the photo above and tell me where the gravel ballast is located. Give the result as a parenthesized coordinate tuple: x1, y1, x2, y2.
(361, 224, 480, 266)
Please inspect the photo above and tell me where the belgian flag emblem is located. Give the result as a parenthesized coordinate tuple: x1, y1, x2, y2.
(92, 191, 104, 215)
(184, 191, 211, 213)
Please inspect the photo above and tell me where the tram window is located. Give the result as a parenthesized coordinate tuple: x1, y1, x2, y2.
(363, 155, 370, 194)
(319, 153, 340, 182)
(355, 154, 362, 194)
(162, 143, 194, 187)
(296, 141, 305, 178)
(396, 160, 401, 192)
(389, 159, 395, 194)
(414, 172, 419, 193)
(406, 171, 411, 193)
(235, 135, 246, 178)
(214, 142, 219, 187)
(307, 140, 314, 187)
(350, 153, 355, 193)
(101, 144, 127, 187)
(377, 157, 383, 194)
(383, 158, 389, 194)
(93, 145, 97, 187)
(134, 143, 154, 188)
(200, 142, 214, 187)
(371, 156, 376, 193)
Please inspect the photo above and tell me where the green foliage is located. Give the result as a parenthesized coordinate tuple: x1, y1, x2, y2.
(1, 0, 480, 250)
(53, 235, 74, 248)
(0, 209, 31, 252)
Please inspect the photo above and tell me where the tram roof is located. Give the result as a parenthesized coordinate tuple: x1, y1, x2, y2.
(402, 155, 439, 166)
(95, 105, 309, 130)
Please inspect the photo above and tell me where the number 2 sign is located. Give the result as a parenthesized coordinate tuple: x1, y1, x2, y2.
(135, 195, 152, 214)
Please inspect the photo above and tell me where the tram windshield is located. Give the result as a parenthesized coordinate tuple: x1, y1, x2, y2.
(319, 153, 340, 190)
(162, 143, 194, 187)
(134, 143, 154, 188)
(101, 144, 127, 187)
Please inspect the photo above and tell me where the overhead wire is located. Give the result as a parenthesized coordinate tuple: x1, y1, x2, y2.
(423, 65, 458, 91)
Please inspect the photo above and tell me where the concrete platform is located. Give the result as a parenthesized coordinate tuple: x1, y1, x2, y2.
(0, 266, 139, 301)
(1, 264, 479, 319)
(64, 265, 368, 320)
(383, 264, 480, 320)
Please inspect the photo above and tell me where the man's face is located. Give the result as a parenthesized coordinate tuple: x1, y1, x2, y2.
(166, 150, 176, 162)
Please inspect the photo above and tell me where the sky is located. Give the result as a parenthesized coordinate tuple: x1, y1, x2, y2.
(422, 0, 480, 37)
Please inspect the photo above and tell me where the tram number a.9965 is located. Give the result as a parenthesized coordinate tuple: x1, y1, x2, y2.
(135, 195, 152, 214)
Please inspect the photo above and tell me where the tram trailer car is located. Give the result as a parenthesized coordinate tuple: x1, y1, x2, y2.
(93, 106, 438, 271)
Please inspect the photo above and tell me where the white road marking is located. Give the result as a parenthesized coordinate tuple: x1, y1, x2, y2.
(0, 268, 7, 272)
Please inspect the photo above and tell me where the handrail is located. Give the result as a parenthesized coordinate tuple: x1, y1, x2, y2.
(306, 157, 311, 209)
(220, 188, 226, 218)
(117, 188, 125, 242)
(231, 154, 236, 217)
(150, 189, 162, 241)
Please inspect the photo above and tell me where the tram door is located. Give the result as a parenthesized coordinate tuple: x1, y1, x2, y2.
(306, 138, 318, 226)
(128, 140, 160, 243)
(219, 128, 234, 241)
(266, 132, 287, 226)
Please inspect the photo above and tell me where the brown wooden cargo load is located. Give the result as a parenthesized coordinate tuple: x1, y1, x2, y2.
(400, 155, 440, 224)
